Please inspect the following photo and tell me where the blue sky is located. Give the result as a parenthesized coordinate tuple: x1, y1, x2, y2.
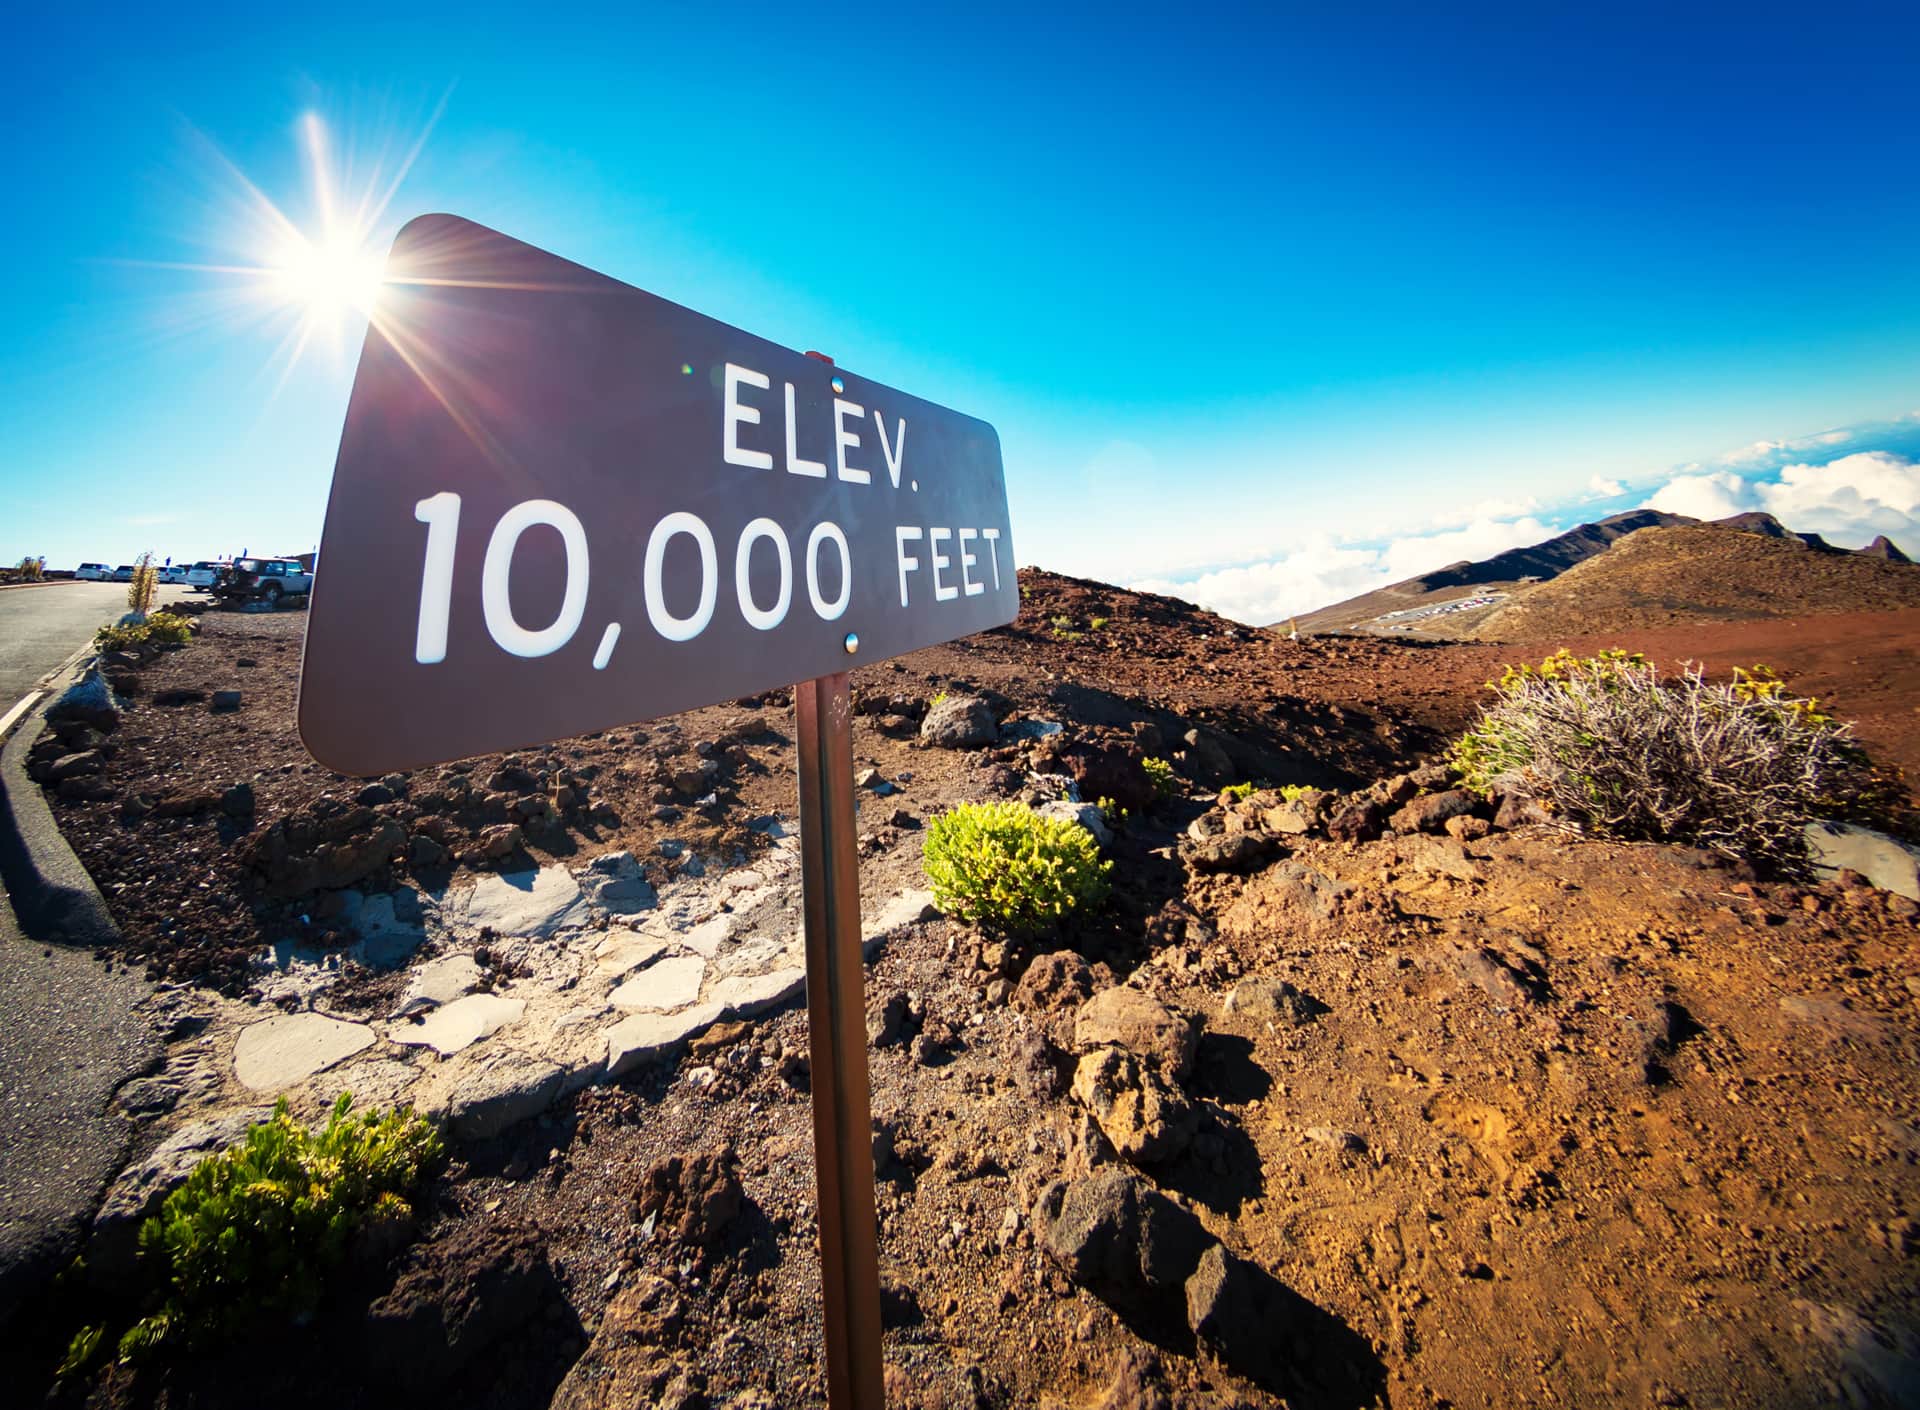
(4, 2, 1917, 621)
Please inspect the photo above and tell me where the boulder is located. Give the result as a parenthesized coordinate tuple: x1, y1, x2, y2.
(1071, 1046, 1197, 1164)
(364, 1220, 557, 1392)
(1326, 798, 1386, 843)
(1014, 950, 1097, 1017)
(1184, 1243, 1293, 1389)
(919, 696, 998, 749)
(1058, 742, 1155, 814)
(1390, 789, 1480, 834)
(46, 665, 120, 733)
(633, 1147, 744, 1245)
(1183, 830, 1280, 874)
(1493, 790, 1552, 830)
(1032, 1169, 1212, 1320)
(1037, 799, 1111, 848)
(1179, 729, 1232, 784)
(1223, 978, 1325, 1027)
(1074, 987, 1196, 1081)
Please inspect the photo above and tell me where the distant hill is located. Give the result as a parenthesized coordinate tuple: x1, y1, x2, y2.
(1467, 522, 1920, 641)
(1291, 509, 1913, 637)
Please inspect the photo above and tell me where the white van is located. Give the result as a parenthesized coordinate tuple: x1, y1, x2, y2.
(75, 563, 111, 581)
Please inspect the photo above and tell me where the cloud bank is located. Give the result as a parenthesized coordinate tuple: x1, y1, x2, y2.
(1131, 435, 1919, 628)
(1643, 451, 1919, 547)
(1128, 513, 1556, 626)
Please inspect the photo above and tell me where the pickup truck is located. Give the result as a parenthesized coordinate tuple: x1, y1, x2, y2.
(211, 557, 313, 607)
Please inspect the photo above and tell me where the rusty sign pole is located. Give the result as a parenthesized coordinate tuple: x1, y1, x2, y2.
(793, 353, 886, 1410)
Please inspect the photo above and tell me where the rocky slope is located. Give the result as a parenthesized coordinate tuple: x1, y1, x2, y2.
(19, 570, 1920, 1410)
(1469, 523, 1920, 641)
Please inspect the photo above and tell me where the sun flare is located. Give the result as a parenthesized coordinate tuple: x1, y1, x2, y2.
(268, 228, 387, 318)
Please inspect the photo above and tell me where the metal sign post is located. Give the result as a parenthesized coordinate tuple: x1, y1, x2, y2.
(794, 670, 885, 1408)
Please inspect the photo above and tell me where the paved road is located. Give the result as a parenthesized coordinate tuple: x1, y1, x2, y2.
(0, 898, 157, 1321)
(0, 581, 192, 710)
(0, 581, 179, 1321)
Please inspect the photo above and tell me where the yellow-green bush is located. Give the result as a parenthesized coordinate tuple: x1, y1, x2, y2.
(117, 1095, 440, 1357)
(923, 801, 1111, 933)
(94, 611, 194, 652)
(1142, 756, 1178, 800)
(1451, 649, 1891, 875)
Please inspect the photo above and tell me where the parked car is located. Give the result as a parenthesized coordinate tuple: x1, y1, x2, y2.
(111, 566, 135, 582)
(159, 564, 189, 584)
(185, 561, 222, 590)
(211, 557, 313, 607)
(75, 563, 111, 581)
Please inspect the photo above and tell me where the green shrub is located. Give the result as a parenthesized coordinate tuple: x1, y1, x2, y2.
(923, 801, 1111, 933)
(121, 1095, 440, 1355)
(1277, 784, 1313, 803)
(1142, 756, 1178, 800)
(1222, 781, 1256, 803)
(1089, 616, 1109, 631)
(1452, 650, 1892, 875)
(95, 611, 193, 652)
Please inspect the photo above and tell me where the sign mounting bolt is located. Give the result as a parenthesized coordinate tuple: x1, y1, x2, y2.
(843, 632, 860, 655)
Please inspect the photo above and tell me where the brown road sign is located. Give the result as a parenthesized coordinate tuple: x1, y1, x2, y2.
(299, 213, 1016, 776)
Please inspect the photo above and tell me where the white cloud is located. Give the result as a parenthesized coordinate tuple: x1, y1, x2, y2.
(1644, 469, 1756, 520)
(1636, 449, 1919, 550)
(1128, 514, 1557, 626)
(1587, 475, 1627, 499)
(1754, 452, 1920, 546)
(1721, 439, 1786, 466)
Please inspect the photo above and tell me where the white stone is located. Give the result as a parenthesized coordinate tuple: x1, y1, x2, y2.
(393, 954, 482, 1015)
(864, 889, 937, 956)
(591, 930, 677, 978)
(1806, 822, 1920, 900)
(609, 955, 707, 1012)
(712, 966, 805, 1019)
(678, 914, 735, 957)
(447, 866, 590, 937)
(441, 1055, 565, 1139)
(234, 1013, 376, 1092)
(392, 993, 526, 1056)
(1037, 800, 1112, 848)
(717, 935, 789, 976)
(606, 1001, 727, 1078)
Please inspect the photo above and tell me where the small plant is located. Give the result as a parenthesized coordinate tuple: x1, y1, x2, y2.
(127, 551, 158, 615)
(1096, 795, 1128, 828)
(1222, 781, 1256, 803)
(931, 690, 949, 708)
(1049, 614, 1084, 641)
(1142, 756, 1178, 800)
(1452, 650, 1895, 876)
(1278, 784, 1314, 803)
(118, 1094, 441, 1356)
(14, 555, 44, 581)
(1089, 616, 1109, 631)
(95, 611, 194, 652)
(923, 801, 1111, 933)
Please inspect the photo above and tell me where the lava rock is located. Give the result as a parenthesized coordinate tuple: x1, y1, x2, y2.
(1071, 1046, 1198, 1164)
(1032, 1168, 1212, 1320)
(364, 1219, 557, 1392)
(634, 1146, 744, 1245)
(1074, 987, 1197, 1081)
(919, 695, 999, 749)
(1326, 798, 1386, 843)
(1390, 789, 1481, 834)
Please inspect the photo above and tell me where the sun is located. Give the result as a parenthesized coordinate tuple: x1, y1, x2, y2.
(268, 228, 388, 318)
(132, 98, 447, 389)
